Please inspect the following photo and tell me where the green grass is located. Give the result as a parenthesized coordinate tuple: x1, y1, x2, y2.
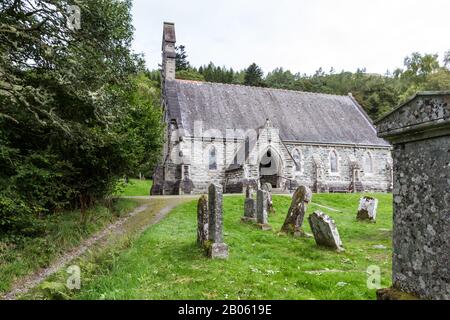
(115, 179, 152, 196)
(0, 198, 139, 295)
(40, 193, 392, 300)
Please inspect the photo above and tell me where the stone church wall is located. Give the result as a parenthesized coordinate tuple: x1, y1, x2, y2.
(157, 133, 392, 194)
(284, 143, 392, 192)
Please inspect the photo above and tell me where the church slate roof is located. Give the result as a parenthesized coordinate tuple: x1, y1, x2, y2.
(165, 79, 390, 147)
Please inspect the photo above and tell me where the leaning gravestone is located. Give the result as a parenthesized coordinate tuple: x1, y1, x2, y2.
(197, 195, 209, 247)
(280, 185, 312, 237)
(256, 189, 272, 230)
(308, 211, 344, 251)
(261, 182, 275, 214)
(357, 196, 378, 222)
(242, 187, 256, 222)
(206, 184, 228, 259)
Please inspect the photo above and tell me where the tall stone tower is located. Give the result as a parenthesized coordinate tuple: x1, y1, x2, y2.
(151, 22, 178, 196)
(161, 22, 176, 82)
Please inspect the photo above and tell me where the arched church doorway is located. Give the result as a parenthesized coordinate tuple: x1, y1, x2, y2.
(259, 148, 282, 188)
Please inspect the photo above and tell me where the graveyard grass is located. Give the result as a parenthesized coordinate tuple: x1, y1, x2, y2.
(115, 179, 153, 196)
(32, 193, 392, 300)
(0, 199, 139, 295)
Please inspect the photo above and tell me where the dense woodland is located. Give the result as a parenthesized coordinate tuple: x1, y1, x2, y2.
(175, 46, 450, 120)
(0, 1, 163, 238)
(0, 0, 448, 241)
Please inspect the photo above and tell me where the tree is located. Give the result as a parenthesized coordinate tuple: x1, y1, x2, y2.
(423, 68, 450, 91)
(0, 0, 163, 233)
(402, 52, 440, 83)
(175, 45, 190, 71)
(244, 63, 265, 86)
(122, 73, 163, 177)
(265, 67, 296, 89)
(198, 62, 235, 83)
(176, 68, 205, 81)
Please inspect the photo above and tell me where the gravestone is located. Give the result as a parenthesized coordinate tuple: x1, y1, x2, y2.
(242, 187, 256, 222)
(206, 183, 228, 259)
(376, 92, 450, 300)
(197, 195, 209, 247)
(261, 182, 275, 214)
(308, 211, 344, 251)
(281, 185, 312, 237)
(256, 189, 272, 230)
(356, 196, 378, 222)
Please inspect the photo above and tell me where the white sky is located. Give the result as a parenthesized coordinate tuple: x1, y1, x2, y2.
(131, 0, 450, 75)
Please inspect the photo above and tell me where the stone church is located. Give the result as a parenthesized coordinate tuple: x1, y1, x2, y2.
(151, 22, 393, 195)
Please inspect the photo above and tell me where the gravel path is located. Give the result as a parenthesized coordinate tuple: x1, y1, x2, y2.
(2, 197, 191, 300)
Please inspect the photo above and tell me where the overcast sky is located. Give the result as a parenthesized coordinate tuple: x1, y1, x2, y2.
(131, 0, 450, 75)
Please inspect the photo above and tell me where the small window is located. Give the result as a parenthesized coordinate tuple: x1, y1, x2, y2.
(233, 140, 240, 165)
(292, 149, 302, 172)
(244, 137, 250, 159)
(330, 151, 338, 173)
(209, 146, 217, 170)
(364, 152, 373, 173)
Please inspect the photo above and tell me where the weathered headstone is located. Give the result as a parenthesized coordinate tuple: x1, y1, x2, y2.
(256, 189, 272, 230)
(280, 185, 312, 237)
(197, 195, 209, 247)
(262, 182, 272, 193)
(356, 196, 378, 222)
(261, 182, 275, 214)
(241, 187, 256, 222)
(376, 92, 450, 300)
(308, 211, 344, 251)
(206, 183, 228, 259)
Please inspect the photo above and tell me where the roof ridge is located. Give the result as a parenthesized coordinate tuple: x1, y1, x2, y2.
(174, 79, 350, 99)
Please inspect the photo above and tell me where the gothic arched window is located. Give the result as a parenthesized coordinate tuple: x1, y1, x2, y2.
(245, 136, 250, 159)
(209, 146, 217, 170)
(364, 152, 373, 174)
(292, 148, 302, 172)
(330, 150, 338, 173)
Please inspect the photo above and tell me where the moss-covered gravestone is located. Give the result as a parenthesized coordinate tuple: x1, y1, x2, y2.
(256, 189, 272, 230)
(280, 185, 312, 237)
(356, 196, 378, 222)
(197, 195, 208, 247)
(261, 182, 275, 214)
(308, 211, 344, 252)
(205, 183, 228, 259)
(242, 187, 256, 222)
